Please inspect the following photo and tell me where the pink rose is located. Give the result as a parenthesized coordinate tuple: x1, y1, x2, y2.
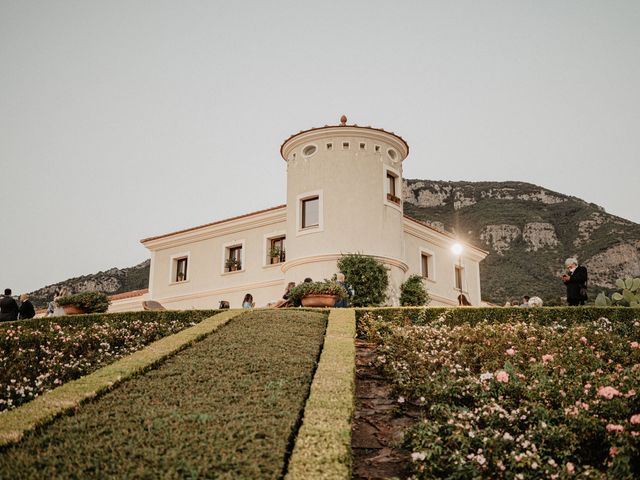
(580, 336, 588, 345)
(566, 462, 575, 474)
(496, 370, 509, 383)
(630, 414, 640, 424)
(505, 348, 516, 356)
(631, 341, 639, 349)
(597, 386, 621, 399)
(606, 424, 624, 433)
(609, 446, 619, 457)
(542, 354, 555, 364)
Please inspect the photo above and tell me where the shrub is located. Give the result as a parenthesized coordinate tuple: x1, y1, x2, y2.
(337, 253, 389, 307)
(399, 275, 430, 306)
(56, 291, 110, 313)
(288, 280, 348, 304)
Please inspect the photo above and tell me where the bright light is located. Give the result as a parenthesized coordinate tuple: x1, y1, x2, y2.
(451, 243, 464, 256)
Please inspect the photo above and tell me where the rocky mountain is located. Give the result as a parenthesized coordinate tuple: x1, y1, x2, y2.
(403, 180, 640, 305)
(28, 260, 150, 308)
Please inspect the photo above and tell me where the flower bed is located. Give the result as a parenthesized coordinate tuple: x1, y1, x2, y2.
(0, 310, 327, 479)
(359, 314, 640, 478)
(0, 310, 216, 411)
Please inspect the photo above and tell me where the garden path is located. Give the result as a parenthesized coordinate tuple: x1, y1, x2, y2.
(352, 339, 412, 479)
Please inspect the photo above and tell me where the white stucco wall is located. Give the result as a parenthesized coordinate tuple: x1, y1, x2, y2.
(281, 126, 409, 300)
(135, 121, 488, 310)
(403, 220, 484, 306)
(143, 208, 288, 309)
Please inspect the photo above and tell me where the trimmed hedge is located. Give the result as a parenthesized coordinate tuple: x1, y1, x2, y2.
(0, 310, 328, 479)
(286, 308, 356, 480)
(356, 307, 640, 339)
(0, 310, 217, 411)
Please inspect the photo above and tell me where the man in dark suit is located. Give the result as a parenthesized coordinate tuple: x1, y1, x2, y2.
(0, 288, 20, 321)
(19, 294, 36, 319)
(561, 258, 588, 306)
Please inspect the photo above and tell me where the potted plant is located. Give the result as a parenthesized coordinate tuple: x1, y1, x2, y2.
(268, 246, 282, 264)
(56, 291, 110, 315)
(225, 257, 241, 272)
(288, 280, 348, 308)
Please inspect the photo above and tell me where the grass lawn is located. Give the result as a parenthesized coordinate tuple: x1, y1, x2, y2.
(0, 309, 327, 479)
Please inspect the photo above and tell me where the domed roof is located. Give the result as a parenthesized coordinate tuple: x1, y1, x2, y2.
(280, 115, 409, 160)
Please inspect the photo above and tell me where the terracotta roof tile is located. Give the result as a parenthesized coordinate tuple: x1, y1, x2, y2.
(109, 289, 149, 301)
(141, 205, 286, 244)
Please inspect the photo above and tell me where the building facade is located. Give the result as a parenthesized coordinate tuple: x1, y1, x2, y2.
(110, 117, 487, 312)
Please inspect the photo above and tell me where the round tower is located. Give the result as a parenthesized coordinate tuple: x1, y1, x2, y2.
(280, 116, 410, 302)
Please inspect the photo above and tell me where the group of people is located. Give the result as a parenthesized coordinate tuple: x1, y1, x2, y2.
(0, 288, 36, 321)
(505, 295, 544, 307)
(233, 274, 354, 310)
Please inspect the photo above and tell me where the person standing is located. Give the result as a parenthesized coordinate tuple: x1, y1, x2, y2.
(47, 287, 68, 317)
(0, 288, 20, 321)
(18, 294, 36, 319)
(334, 273, 354, 308)
(562, 258, 588, 306)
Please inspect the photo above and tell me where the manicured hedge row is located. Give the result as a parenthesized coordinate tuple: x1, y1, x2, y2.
(356, 307, 640, 339)
(0, 310, 217, 411)
(0, 310, 328, 479)
(286, 309, 356, 480)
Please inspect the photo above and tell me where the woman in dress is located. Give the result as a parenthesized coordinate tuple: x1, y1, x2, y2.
(48, 287, 69, 317)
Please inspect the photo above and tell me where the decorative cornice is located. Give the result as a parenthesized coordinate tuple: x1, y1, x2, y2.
(281, 124, 409, 161)
(142, 208, 287, 251)
(281, 253, 409, 273)
(154, 279, 285, 304)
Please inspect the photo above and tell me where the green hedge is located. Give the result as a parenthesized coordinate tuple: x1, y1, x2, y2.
(0, 310, 217, 411)
(286, 309, 355, 480)
(0, 310, 328, 478)
(356, 307, 640, 339)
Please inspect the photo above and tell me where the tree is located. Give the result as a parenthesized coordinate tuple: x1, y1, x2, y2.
(399, 275, 430, 306)
(337, 253, 389, 307)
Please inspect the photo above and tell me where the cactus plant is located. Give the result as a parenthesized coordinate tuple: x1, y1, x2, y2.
(598, 276, 640, 307)
(594, 292, 612, 306)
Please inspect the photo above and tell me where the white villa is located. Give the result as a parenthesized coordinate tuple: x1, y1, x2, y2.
(110, 117, 487, 311)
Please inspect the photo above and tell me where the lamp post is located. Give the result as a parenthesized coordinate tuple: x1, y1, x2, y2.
(451, 243, 464, 305)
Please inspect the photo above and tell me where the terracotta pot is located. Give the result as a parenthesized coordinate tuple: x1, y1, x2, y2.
(62, 304, 86, 315)
(301, 294, 338, 308)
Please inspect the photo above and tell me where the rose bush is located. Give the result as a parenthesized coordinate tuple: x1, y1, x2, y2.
(0, 310, 216, 411)
(364, 316, 640, 478)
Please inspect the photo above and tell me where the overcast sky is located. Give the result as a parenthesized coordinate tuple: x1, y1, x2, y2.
(1, 0, 639, 294)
